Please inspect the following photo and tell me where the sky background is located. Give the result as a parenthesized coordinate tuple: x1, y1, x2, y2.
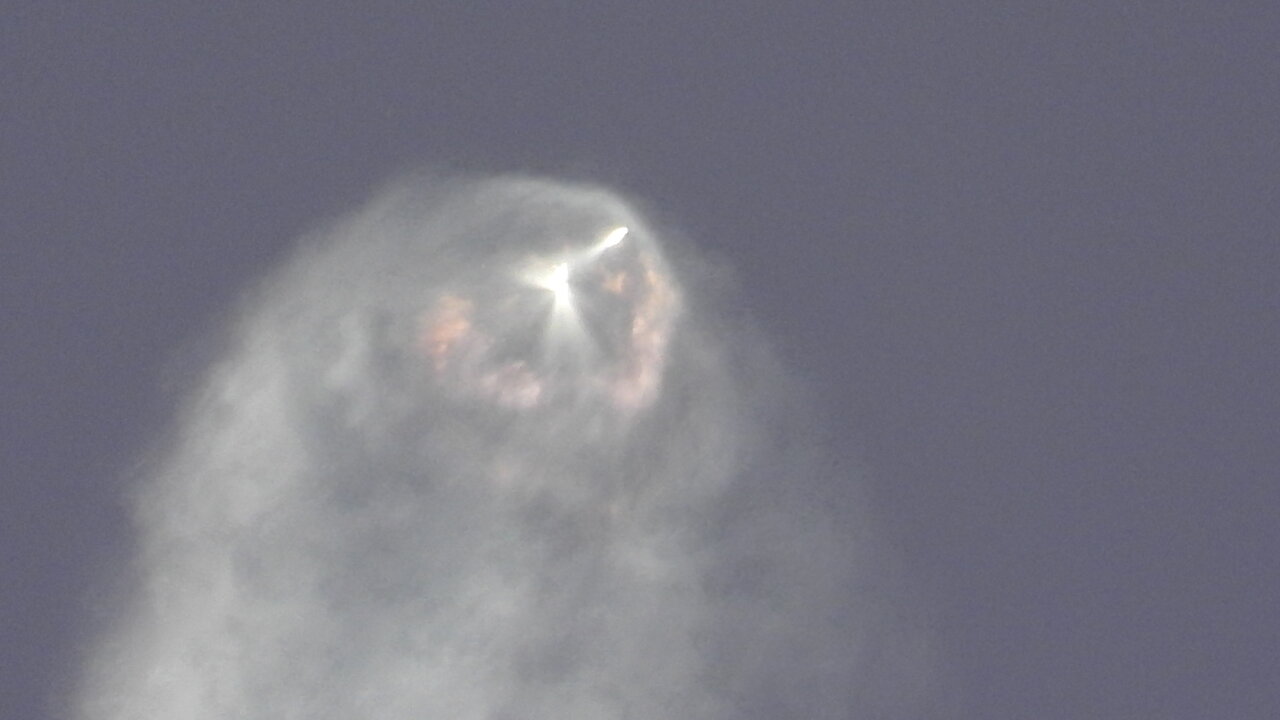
(4, 2, 1278, 718)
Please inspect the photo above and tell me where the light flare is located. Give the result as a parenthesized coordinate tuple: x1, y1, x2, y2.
(543, 262, 573, 308)
(594, 225, 628, 253)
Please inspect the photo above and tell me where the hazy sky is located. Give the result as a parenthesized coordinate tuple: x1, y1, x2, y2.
(4, 3, 1278, 718)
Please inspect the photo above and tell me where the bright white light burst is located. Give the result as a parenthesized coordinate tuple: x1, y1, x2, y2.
(544, 262, 572, 307)
(596, 226, 628, 253)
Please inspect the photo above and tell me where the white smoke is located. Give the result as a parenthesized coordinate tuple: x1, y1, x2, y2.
(75, 174, 931, 719)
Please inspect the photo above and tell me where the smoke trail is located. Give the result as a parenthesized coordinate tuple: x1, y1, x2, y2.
(76, 174, 927, 719)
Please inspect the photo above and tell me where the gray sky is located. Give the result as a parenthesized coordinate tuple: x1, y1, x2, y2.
(4, 2, 1278, 718)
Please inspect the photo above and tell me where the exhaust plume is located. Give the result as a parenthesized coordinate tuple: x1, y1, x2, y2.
(76, 174, 927, 719)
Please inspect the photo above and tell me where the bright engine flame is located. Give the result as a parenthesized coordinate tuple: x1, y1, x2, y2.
(596, 226, 628, 252)
(539, 262, 573, 308)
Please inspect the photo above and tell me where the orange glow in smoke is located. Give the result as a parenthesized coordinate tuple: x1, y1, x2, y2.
(419, 295, 473, 371)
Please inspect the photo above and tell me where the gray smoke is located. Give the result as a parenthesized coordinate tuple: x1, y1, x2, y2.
(76, 174, 929, 719)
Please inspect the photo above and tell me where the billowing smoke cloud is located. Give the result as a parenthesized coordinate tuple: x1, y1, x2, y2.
(76, 174, 929, 719)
